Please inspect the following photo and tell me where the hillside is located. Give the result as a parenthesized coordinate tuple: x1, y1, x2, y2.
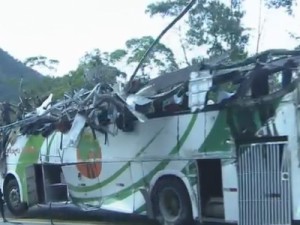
(0, 48, 44, 102)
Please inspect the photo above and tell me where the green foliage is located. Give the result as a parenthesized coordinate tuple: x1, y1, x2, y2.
(146, 0, 189, 17)
(0, 48, 45, 102)
(23, 55, 59, 74)
(224, 0, 295, 13)
(1, 0, 296, 105)
(43, 36, 179, 99)
(146, 0, 249, 61)
(49, 69, 85, 99)
(190, 1, 249, 60)
(125, 35, 179, 74)
(80, 48, 125, 87)
(80, 48, 104, 67)
(109, 49, 128, 64)
(265, 0, 295, 14)
(15, 48, 127, 102)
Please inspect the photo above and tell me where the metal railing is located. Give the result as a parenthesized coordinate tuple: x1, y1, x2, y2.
(237, 140, 291, 225)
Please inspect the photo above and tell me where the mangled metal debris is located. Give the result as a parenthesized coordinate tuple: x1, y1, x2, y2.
(0, 49, 299, 144)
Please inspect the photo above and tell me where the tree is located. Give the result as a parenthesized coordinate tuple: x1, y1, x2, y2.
(124, 36, 179, 76)
(264, 0, 295, 14)
(146, 0, 249, 61)
(23, 56, 59, 76)
(146, 0, 189, 17)
(109, 49, 128, 64)
(80, 49, 104, 68)
(79, 48, 125, 87)
(225, 0, 296, 14)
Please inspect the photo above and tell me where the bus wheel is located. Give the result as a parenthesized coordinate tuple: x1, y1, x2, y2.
(152, 177, 193, 225)
(4, 179, 28, 216)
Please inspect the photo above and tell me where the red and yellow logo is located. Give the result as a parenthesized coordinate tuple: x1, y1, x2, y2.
(76, 131, 102, 179)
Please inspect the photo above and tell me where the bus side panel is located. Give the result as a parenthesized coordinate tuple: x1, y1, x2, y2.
(5, 134, 32, 202)
(272, 98, 299, 220)
(221, 160, 239, 223)
(130, 161, 147, 215)
(99, 161, 134, 213)
(288, 124, 300, 221)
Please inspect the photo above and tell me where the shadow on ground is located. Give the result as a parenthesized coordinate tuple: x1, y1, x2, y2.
(5, 204, 158, 225)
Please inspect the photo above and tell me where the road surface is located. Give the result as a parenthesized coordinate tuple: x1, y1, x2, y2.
(0, 204, 157, 225)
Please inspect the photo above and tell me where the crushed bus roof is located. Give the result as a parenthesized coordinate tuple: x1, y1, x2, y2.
(0, 49, 299, 139)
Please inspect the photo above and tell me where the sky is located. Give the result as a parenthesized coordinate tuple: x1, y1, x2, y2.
(0, 0, 300, 77)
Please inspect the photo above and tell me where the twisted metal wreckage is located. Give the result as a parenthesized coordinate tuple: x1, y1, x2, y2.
(0, 48, 299, 156)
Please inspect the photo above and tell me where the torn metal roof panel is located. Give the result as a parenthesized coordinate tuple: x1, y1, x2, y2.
(145, 64, 199, 93)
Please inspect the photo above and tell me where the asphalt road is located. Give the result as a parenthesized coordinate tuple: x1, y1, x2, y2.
(0, 204, 158, 225)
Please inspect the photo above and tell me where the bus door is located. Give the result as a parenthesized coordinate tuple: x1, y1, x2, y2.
(237, 137, 291, 225)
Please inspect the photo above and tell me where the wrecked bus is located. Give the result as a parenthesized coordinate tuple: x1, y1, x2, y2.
(0, 49, 299, 225)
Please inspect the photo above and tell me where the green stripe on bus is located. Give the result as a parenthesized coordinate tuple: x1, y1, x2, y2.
(45, 134, 55, 162)
(16, 135, 44, 202)
(134, 204, 146, 214)
(67, 128, 164, 192)
(70, 114, 198, 204)
(199, 111, 231, 153)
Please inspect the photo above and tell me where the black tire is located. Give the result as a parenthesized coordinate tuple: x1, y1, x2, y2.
(152, 177, 193, 225)
(4, 179, 28, 216)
